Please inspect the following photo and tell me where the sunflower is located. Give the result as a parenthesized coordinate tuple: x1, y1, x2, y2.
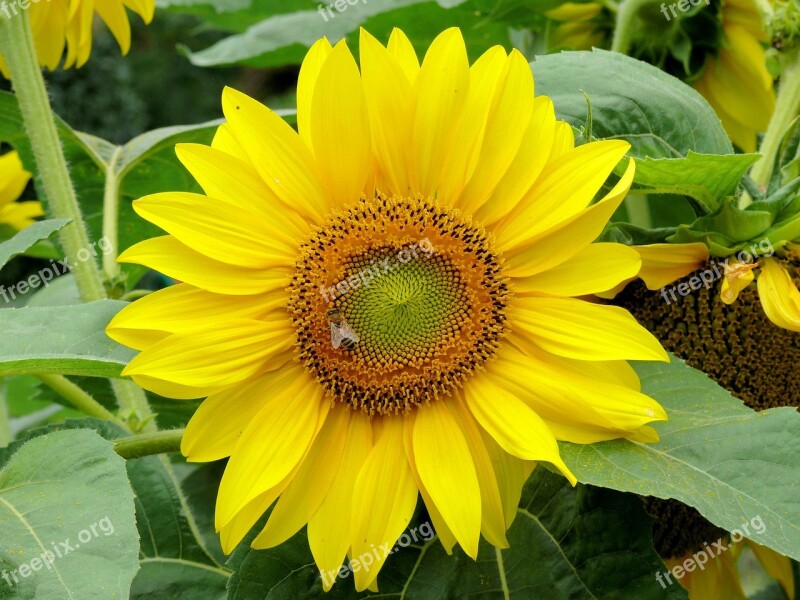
(632, 242, 800, 332)
(0, 151, 43, 232)
(691, 0, 776, 152)
(616, 243, 798, 599)
(0, 0, 155, 76)
(107, 28, 669, 592)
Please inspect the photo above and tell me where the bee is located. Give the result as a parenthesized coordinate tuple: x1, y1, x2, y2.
(326, 308, 359, 350)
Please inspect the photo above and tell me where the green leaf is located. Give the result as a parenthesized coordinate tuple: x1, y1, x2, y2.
(0, 219, 69, 271)
(224, 469, 687, 599)
(0, 429, 139, 599)
(629, 152, 761, 213)
(560, 358, 800, 561)
(179, 0, 516, 69)
(0, 300, 135, 377)
(1, 418, 231, 599)
(531, 49, 734, 158)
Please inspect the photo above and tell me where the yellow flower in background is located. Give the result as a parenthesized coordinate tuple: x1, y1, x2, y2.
(545, 2, 607, 50)
(0, 0, 155, 75)
(666, 539, 794, 600)
(692, 0, 776, 152)
(0, 151, 43, 231)
(107, 28, 669, 592)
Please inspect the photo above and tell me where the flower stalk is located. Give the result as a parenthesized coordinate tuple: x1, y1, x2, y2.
(0, 10, 106, 302)
(114, 429, 184, 460)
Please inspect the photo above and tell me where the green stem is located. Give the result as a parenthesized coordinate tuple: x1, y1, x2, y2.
(0, 380, 11, 447)
(112, 379, 158, 433)
(0, 11, 106, 302)
(114, 429, 184, 460)
(37, 374, 129, 430)
(611, 0, 654, 54)
(102, 147, 123, 281)
(748, 58, 800, 193)
(625, 193, 653, 228)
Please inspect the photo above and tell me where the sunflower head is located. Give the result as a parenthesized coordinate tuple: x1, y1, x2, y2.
(0, 151, 43, 233)
(108, 27, 670, 592)
(0, 0, 155, 76)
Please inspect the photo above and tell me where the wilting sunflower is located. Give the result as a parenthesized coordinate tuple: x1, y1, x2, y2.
(107, 28, 670, 591)
(0, 0, 155, 75)
(0, 151, 43, 232)
(616, 242, 798, 599)
(631, 241, 800, 332)
(691, 0, 776, 152)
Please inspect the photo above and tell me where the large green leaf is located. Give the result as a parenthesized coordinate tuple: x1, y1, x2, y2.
(0, 300, 135, 377)
(224, 469, 687, 599)
(560, 358, 800, 561)
(531, 49, 733, 158)
(1, 419, 231, 599)
(179, 0, 516, 68)
(0, 219, 69, 271)
(0, 429, 139, 599)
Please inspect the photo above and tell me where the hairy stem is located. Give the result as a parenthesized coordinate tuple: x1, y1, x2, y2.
(0, 10, 106, 302)
(114, 429, 184, 460)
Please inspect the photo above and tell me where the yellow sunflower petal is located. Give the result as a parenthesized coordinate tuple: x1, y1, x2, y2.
(122, 319, 294, 397)
(410, 28, 470, 199)
(360, 28, 415, 196)
(216, 374, 325, 530)
(253, 405, 350, 550)
(118, 236, 290, 295)
(516, 243, 641, 296)
(175, 143, 311, 237)
(0, 151, 31, 207)
(308, 412, 373, 591)
(181, 368, 300, 463)
(350, 418, 418, 591)
(456, 50, 535, 214)
(501, 160, 635, 278)
(297, 37, 333, 150)
(634, 243, 710, 289)
(309, 40, 371, 209)
(513, 296, 668, 362)
(94, 0, 131, 55)
(475, 95, 556, 226)
(132, 192, 296, 268)
(106, 283, 282, 351)
(221, 86, 329, 221)
(464, 373, 576, 485)
(757, 258, 800, 331)
(387, 28, 420, 83)
(451, 395, 509, 548)
(747, 541, 795, 599)
(413, 400, 481, 558)
(497, 140, 630, 243)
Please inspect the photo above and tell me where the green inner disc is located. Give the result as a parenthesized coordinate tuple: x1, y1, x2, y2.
(337, 248, 469, 366)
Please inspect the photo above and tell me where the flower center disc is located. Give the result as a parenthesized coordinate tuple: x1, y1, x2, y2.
(288, 194, 509, 415)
